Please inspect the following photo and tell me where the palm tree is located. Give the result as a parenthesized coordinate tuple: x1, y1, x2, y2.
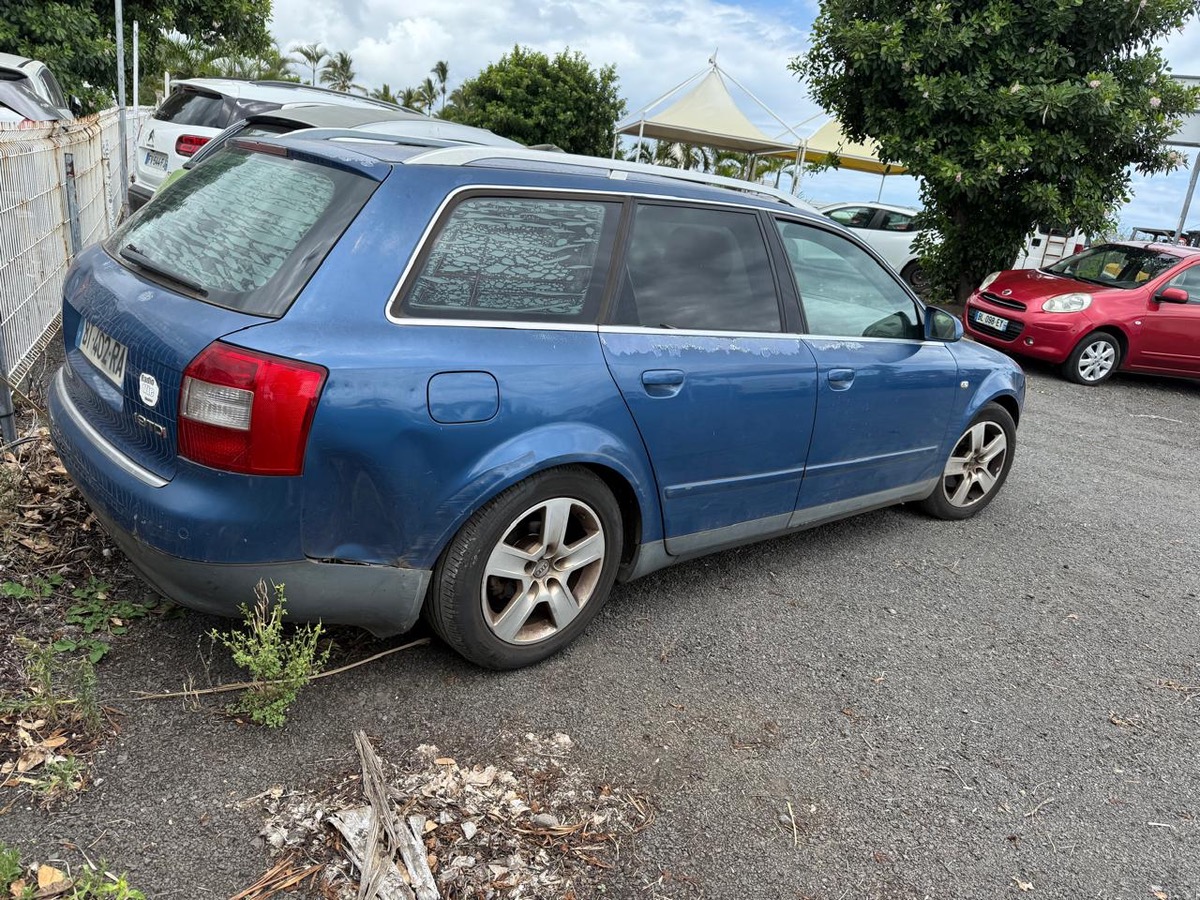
(290, 43, 328, 86)
(321, 51, 360, 93)
(399, 86, 422, 111)
(442, 85, 474, 119)
(431, 60, 449, 112)
(233, 42, 296, 81)
(157, 35, 218, 80)
(370, 83, 398, 104)
(417, 77, 438, 115)
(711, 150, 750, 179)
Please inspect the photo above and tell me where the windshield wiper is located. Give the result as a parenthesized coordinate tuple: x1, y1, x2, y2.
(119, 244, 207, 296)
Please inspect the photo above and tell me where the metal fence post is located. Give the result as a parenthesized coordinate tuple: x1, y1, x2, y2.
(63, 152, 83, 258)
(115, 0, 129, 219)
(0, 336, 16, 445)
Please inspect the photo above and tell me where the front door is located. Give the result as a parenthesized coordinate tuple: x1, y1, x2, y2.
(772, 218, 959, 517)
(1136, 264, 1200, 374)
(600, 202, 818, 556)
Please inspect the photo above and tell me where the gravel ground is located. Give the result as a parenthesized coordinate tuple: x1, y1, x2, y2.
(2, 359, 1198, 899)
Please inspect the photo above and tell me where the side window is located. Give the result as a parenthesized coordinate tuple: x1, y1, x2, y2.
(39, 69, 67, 108)
(775, 219, 922, 340)
(612, 203, 781, 333)
(826, 206, 874, 229)
(1166, 265, 1200, 302)
(879, 210, 915, 232)
(399, 196, 619, 322)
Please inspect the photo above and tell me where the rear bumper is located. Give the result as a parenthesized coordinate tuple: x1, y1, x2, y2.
(49, 368, 430, 636)
(91, 502, 429, 636)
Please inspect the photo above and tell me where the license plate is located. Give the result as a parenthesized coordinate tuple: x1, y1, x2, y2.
(144, 149, 169, 171)
(974, 310, 1009, 331)
(79, 319, 128, 387)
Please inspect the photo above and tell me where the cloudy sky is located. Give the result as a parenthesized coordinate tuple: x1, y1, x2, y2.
(268, 0, 1200, 232)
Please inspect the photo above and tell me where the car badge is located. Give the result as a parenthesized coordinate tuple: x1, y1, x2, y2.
(1001, 289, 1013, 296)
(147, 129, 155, 146)
(138, 372, 160, 407)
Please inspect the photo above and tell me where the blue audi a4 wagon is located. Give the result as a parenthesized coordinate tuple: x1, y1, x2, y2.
(49, 133, 1025, 668)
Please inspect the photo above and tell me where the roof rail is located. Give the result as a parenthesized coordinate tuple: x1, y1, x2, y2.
(282, 128, 463, 150)
(402, 146, 815, 210)
(178, 77, 422, 115)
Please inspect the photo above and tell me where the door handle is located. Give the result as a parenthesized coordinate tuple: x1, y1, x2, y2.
(641, 369, 685, 397)
(827, 367, 856, 390)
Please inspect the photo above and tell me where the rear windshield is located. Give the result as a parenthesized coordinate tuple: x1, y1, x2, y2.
(154, 89, 230, 128)
(1046, 244, 1181, 289)
(106, 147, 377, 316)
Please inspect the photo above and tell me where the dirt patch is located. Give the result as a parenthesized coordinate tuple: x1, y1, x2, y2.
(245, 730, 653, 899)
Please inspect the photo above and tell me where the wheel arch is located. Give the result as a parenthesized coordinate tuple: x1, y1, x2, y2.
(420, 423, 661, 572)
(988, 392, 1021, 428)
(1081, 324, 1129, 364)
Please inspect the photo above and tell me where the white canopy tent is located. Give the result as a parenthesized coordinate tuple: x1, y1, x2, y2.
(614, 59, 805, 179)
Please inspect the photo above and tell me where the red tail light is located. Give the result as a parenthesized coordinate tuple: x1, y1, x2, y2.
(175, 134, 210, 157)
(178, 343, 326, 476)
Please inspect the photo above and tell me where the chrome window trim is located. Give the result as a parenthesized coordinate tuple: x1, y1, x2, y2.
(598, 325, 798, 341)
(384, 184, 803, 326)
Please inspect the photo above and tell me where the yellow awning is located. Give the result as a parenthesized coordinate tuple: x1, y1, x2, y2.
(768, 119, 907, 176)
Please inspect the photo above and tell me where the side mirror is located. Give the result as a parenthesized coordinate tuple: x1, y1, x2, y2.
(1155, 287, 1189, 304)
(925, 307, 963, 342)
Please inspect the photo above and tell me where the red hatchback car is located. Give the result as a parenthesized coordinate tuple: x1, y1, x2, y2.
(964, 242, 1200, 384)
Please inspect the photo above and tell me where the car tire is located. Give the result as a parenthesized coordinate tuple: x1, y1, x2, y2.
(918, 403, 1016, 520)
(425, 466, 623, 669)
(901, 261, 928, 295)
(1062, 331, 1121, 385)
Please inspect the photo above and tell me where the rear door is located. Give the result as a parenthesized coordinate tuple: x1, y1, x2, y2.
(600, 201, 818, 556)
(773, 217, 959, 513)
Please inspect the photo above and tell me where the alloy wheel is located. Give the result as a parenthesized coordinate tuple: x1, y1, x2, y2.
(480, 497, 606, 645)
(1076, 339, 1117, 383)
(941, 421, 1008, 509)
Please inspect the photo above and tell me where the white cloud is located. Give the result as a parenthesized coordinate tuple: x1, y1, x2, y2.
(269, 0, 816, 132)
(268, 1, 1200, 226)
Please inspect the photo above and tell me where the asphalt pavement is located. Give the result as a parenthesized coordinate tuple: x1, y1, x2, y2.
(3, 361, 1198, 899)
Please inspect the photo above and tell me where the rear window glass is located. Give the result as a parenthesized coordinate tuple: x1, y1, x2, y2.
(154, 89, 230, 128)
(396, 196, 620, 323)
(106, 147, 376, 316)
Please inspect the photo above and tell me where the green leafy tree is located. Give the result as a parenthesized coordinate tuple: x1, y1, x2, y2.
(320, 50, 360, 93)
(443, 46, 626, 156)
(290, 42, 328, 85)
(0, 0, 271, 113)
(793, 0, 1200, 302)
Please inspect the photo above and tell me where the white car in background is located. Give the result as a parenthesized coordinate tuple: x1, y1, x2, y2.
(820, 202, 927, 292)
(0, 52, 72, 122)
(129, 78, 421, 210)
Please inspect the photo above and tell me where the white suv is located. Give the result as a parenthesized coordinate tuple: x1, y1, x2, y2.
(129, 79, 419, 210)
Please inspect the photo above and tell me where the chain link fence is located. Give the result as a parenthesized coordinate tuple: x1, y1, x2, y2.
(0, 107, 149, 441)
